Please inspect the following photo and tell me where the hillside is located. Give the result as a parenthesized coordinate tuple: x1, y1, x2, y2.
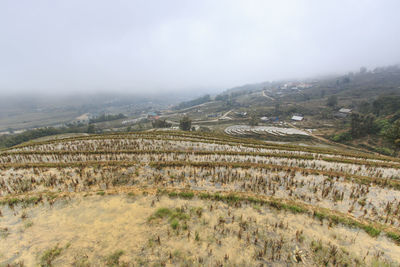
(1, 131, 400, 266)
(167, 65, 400, 156)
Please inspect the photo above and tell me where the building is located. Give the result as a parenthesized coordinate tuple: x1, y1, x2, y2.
(147, 112, 158, 120)
(291, 115, 304, 121)
(339, 108, 352, 114)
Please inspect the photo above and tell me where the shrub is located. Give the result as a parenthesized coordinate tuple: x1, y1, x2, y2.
(40, 245, 63, 267)
(105, 250, 124, 266)
(150, 208, 172, 220)
(331, 131, 352, 142)
(178, 192, 194, 199)
(362, 225, 381, 238)
(170, 219, 179, 230)
(387, 232, 400, 244)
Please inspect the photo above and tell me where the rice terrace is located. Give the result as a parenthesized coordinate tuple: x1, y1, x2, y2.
(1, 131, 400, 266)
(2, 1, 400, 266)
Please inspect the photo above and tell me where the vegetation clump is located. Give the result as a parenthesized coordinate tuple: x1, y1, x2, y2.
(39, 245, 63, 267)
(104, 250, 124, 266)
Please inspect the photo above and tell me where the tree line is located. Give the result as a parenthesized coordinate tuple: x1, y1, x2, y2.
(0, 124, 90, 148)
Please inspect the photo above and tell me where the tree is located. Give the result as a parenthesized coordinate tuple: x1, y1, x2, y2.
(274, 102, 281, 116)
(152, 119, 171, 128)
(249, 111, 259, 126)
(350, 113, 376, 138)
(326, 95, 338, 107)
(87, 124, 96, 134)
(358, 101, 371, 114)
(179, 116, 192, 131)
(385, 119, 400, 148)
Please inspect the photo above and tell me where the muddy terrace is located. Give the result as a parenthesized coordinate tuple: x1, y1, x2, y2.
(0, 131, 400, 266)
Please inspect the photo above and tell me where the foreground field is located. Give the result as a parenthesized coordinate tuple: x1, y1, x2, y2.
(1, 131, 400, 266)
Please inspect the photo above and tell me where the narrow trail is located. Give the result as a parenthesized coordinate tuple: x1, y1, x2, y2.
(262, 90, 275, 101)
(192, 109, 233, 123)
(287, 122, 373, 154)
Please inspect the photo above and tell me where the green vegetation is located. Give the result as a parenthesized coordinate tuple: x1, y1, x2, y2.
(177, 191, 194, 199)
(0, 125, 88, 149)
(170, 218, 179, 230)
(326, 95, 338, 107)
(179, 116, 192, 131)
(148, 207, 189, 230)
(331, 131, 352, 142)
(152, 119, 171, 128)
(104, 250, 124, 266)
(0, 196, 41, 207)
(39, 245, 63, 267)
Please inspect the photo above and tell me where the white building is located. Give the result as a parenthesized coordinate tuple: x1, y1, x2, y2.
(291, 115, 304, 121)
(339, 108, 352, 114)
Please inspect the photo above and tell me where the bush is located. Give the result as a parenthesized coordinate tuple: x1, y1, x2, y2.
(178, 192, 194, 199)
(105, 250, 124, 266)
(40, 245, 63, 267)
(170, 219, 179, 229)
(152, 119, 172, 128)
(331, 131, 352, 142)
(179, 116, 192, 131)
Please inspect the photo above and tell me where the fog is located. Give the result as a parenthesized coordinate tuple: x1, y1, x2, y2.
(1, 0, 400, 95)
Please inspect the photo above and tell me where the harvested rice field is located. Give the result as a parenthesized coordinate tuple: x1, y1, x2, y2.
(1, 131, 400, 266)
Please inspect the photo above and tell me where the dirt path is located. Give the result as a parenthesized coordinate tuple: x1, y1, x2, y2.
(287, 122, 374, 153)
(262, 90, 275, 101)
(192, 109, 233, 124)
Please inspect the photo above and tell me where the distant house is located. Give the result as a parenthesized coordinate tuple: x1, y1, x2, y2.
(291, 115, 304, 121)
(339, 108, 352, 114)
(147, 112, 158, 120)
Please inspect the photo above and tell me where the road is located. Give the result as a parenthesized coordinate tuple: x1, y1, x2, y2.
(192, 110, 233, 123)
(262, 90, 275, 101)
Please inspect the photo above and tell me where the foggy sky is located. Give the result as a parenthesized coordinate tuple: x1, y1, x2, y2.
(1, 0, 400, 95)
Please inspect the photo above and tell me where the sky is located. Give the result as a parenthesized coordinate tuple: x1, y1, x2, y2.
(1, 0, 400, 95)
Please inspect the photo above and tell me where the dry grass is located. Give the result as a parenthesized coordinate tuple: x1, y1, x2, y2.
(0, 131, 399, 266)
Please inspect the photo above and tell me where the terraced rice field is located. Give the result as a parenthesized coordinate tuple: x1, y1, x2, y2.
(225, 125, 309, 137)
(1, 131, 400, 266)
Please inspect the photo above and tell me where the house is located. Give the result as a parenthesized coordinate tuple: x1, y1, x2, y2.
(339, 108, 352, 114)
(291, 115, 304, 121)
(147, 112, 158, 120)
